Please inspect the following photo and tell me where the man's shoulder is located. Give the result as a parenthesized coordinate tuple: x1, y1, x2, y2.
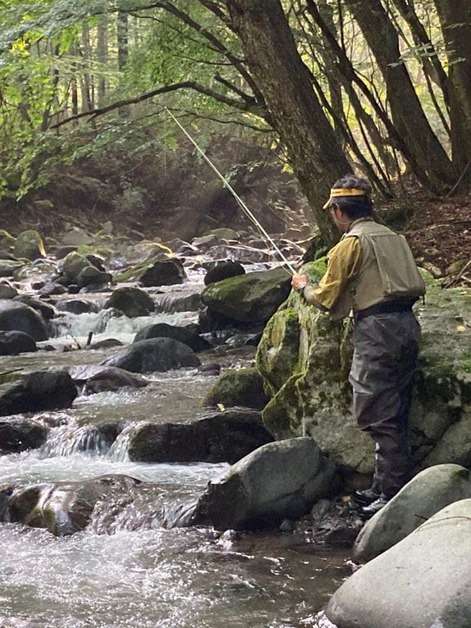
(347, 219, 397, 238)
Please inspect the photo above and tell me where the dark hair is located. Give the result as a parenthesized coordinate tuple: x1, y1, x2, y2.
(330, 174, 373, 219)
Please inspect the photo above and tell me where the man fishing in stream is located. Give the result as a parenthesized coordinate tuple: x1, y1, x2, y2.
(291, 174, 426, 516)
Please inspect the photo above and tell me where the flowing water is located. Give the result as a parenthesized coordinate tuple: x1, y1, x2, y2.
(0, 287, 349, 627)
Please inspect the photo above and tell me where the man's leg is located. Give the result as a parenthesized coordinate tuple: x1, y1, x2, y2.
(349, 312, 420, 507)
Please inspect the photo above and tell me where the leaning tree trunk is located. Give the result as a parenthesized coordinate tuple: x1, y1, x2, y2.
(344, 0, 457, 193)
(434, 0, 471, 189)
(225, 0, 351, 245)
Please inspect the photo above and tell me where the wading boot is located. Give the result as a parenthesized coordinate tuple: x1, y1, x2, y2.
(360, 496, 390, 518)
(351, 488, 381, 507)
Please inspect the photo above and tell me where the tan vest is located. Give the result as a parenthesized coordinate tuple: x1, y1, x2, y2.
(330, 218, 426, 320)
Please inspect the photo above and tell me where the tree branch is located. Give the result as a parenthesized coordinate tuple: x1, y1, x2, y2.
(50, 80, 254, 129)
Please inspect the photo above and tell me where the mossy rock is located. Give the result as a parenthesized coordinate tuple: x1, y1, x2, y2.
(201, 267, 292, 324)
(115, 257, 185, 286)
(61, 252, 91, 282)
(13, 230, 46, 260)
(256, 262, 471, 479)
(0, 230, 15, 255)
(104, 287, 154, 318)
(203, 368, 270, 410)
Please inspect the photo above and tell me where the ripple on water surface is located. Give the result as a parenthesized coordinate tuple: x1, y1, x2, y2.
(0, 523, 348, 628)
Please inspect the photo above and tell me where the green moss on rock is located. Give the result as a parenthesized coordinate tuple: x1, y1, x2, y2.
(203, 367, 269, 410)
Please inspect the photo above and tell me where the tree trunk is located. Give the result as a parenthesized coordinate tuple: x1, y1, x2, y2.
(344, 0, 456, 193)
(117, 11, 129, 71)
(225, 0, 351, 243)
(97, 15, 109, 108)
(434, 0, 471, 187)
(80, 24, 93, 113)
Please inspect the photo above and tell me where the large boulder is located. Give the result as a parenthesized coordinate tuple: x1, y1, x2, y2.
(0, 299, 48, 341)
(68, 365, 149, 395)
(100, 337, 200, 373)
(0, 371, 77, 416)
(133, 322, 211, 352)
(191, 437, 339, 530)
(353, 464, 471, 563)
(201, 267, 292, 324)
(0, 331, 37, 355)
(255, 266, 471, 481)
(104, 286, 155, 318)
(13, 230, 46, 260)
(325, 499, 471, 628)
(0, 418, 48, 453)
(128, 408, 273, 463)
(203, 367, 270, 410)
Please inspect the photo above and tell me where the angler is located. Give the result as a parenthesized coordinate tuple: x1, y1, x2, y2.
(292, 174, 425, 516)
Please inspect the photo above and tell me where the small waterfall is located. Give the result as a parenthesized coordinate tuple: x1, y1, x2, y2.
(41, 424, 112, 458)
(107, 424, 135, 462)
(154, 291, 201, 314)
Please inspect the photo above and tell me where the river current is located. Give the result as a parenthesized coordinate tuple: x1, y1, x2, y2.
(0, 281, 349, 627)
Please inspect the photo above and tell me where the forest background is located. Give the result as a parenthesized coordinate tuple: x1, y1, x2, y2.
(0, 0, 470, 276)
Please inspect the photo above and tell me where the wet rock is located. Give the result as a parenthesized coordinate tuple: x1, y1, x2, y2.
(154, 290, 202, 314)
(197, 363, 221, 376)
(138, 259, 186, 287)
(39, 281, 68, 297)
(0, 282, 18, 299)
(353, 464, 471, 563)
(77, 265, 111, 290)
(325, 499, 471, 628)
(128, 408, 273, 464)
(134, 322, 211, 352)
(203, 367, 270, 410)
(13, 295, 56, 321)
(56, 299, 99, 315)
(0, 299, 48, 341)
(54, 245, 78, 260)
(13, 230, 46, 261)
(0, 418, 48, 453)
(0, 370, 77, 416)
(204, 261, 245, 286)
(191, 437, 339, 530)
(0, 331, 37, 355)
(60, 251, 92, 283)
(0, 260, 26, 278)
(100, 337, 200, 373)
(0, 229, 15, 256)
(6, 475, 142, 536)
(104, 286, 154, 318)
(69, 364, 149, 395)
(86, 338, 124, 350)
(201, 267, 291, 324)
(306, 499, 362, 547)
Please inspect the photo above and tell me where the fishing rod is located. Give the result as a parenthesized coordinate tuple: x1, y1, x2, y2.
(165, 107, 296, 275)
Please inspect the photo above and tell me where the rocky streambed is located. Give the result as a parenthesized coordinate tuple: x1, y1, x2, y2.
(0, 225, 469, 627)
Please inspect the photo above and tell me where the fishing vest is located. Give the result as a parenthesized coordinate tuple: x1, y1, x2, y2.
(329, 218, 426, 320)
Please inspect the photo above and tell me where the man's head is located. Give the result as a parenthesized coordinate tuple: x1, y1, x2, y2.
(323, 174, 373, 233)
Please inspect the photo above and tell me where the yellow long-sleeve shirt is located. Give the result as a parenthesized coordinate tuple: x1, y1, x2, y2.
(303, 237, 363, 311)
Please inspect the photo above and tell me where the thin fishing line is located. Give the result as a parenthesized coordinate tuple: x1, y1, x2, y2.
(165, 107, 296, 275)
